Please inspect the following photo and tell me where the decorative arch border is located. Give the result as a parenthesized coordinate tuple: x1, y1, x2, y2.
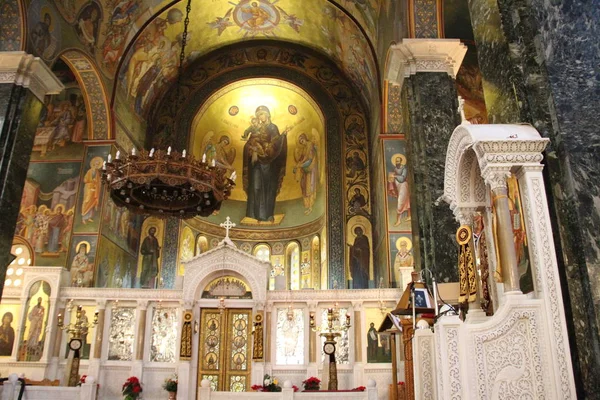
(58, 49, 111, 140)
(148, 41, 374, 288)
(0, 0, 26, 51)
(183, 243, 269, 303)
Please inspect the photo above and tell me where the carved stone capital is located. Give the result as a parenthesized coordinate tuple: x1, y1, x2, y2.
(0, 51, 63, 101)
(351, 301, 363, 310)
(483, 169, 511, 192)
(515, 165, 544, 178)
(95, 299, 107, 310)
(137, 300, 149, 310)
(385, 39, 467, 86)
(181, 300, 195, 310)
(307, 301, 318, 312)
(454, 207, 479, 226)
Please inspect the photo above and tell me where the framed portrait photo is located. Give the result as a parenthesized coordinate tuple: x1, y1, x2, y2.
(413, 288, 432, 308)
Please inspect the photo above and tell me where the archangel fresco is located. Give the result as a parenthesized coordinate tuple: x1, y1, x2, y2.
(190, 79, 326, 229)
(68, 235, 98, 287)
(18, 281, 51, 362)
(15, 162, 81, 267)
(74, 2, 102, 53)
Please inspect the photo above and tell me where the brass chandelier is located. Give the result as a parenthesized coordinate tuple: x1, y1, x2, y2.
(102, 0, 236, 219)
(102, 148, 235, 218)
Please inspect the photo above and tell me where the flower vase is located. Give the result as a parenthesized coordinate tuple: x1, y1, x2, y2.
(168, 392, 176, 400)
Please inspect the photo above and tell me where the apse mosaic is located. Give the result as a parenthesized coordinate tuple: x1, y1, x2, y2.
(190, 78, 326, 230)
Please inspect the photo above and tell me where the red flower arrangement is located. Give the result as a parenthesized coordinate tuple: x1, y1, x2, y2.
(352, 386, 366, 391)
(292, 385, 299, 392)
(398, 381, 405, 386)
(122, 376, 143, 400)
(302, 376, 321, 391)
(77, 375, 87, 386)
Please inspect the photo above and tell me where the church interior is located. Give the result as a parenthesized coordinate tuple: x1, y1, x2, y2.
(0, 0, 598, 399)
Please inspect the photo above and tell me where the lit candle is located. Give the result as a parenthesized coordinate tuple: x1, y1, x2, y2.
(149, 148, 155, 157)
(102, 161, 106, 170)
(132, 147, 136, 156)
(211, 159, 216, 167)
(167, 146, 172, 156)
(107, 154, 112, 163)
(202, 153, 206, 163)
(107, 174, 112, 181)
(182, 149, 186, 158)
(116, 151, 120, 160)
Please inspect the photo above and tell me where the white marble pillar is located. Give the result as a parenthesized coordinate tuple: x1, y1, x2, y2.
(351, 301, 364, 387)
(413, 328, 436, 400)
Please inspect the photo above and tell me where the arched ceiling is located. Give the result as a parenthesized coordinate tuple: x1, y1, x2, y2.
(111, 0, 382, 127)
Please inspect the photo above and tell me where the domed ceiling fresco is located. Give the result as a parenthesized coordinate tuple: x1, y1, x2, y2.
(111, 0, 381, 137)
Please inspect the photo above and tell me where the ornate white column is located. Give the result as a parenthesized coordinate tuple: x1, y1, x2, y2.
(351, 301, 364, 388)
(87, 299, 106, 382)
(413, 328, 436, 400)
(516, 165, 577, 397)
(130, 300, 148, 382)
(484, 169, 521, 294)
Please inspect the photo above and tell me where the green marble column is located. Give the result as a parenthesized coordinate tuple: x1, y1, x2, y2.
(404, 72, 461, 283)
(0, 53, 63, 299)
(466, 0, 600, 395)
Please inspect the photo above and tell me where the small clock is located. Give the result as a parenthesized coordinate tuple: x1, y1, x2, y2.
(69, 338, 82, 351)
(323, 342, 335, 355)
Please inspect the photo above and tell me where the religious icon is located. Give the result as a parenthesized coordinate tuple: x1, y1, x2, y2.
(347, 225, 370, 289)
(387, 153, 410, 227)
(393, 236, 414, 288)
(243, 105, 289, 222)
(0, 312, 15, 356)
(139, 226, 161, 288)
(70, 240, 94, 287)
(348, 186, 368, 214)
(30, 5, 59, 60)
(81, 156, 103, 225)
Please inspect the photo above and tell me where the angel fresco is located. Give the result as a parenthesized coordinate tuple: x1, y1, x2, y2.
(293, 130, 319, 215)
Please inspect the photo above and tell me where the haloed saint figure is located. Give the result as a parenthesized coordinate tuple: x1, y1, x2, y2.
(242, 105, 289, 222)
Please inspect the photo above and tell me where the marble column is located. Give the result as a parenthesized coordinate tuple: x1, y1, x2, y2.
(387, 40, 467, 283)
(486, 172, 521, 293)
(135, 301, 148, 360)
(465, 0, 600, 395)
(87, 300, 106, 382)
(0, 52, 63, 299)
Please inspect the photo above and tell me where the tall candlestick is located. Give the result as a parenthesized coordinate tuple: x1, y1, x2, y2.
(411, 289, 416, 330)
(433, 278, 439, 316)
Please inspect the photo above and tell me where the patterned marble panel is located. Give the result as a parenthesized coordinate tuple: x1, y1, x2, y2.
(150, 307, 178, 362)
(107, 307, 135, 361)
